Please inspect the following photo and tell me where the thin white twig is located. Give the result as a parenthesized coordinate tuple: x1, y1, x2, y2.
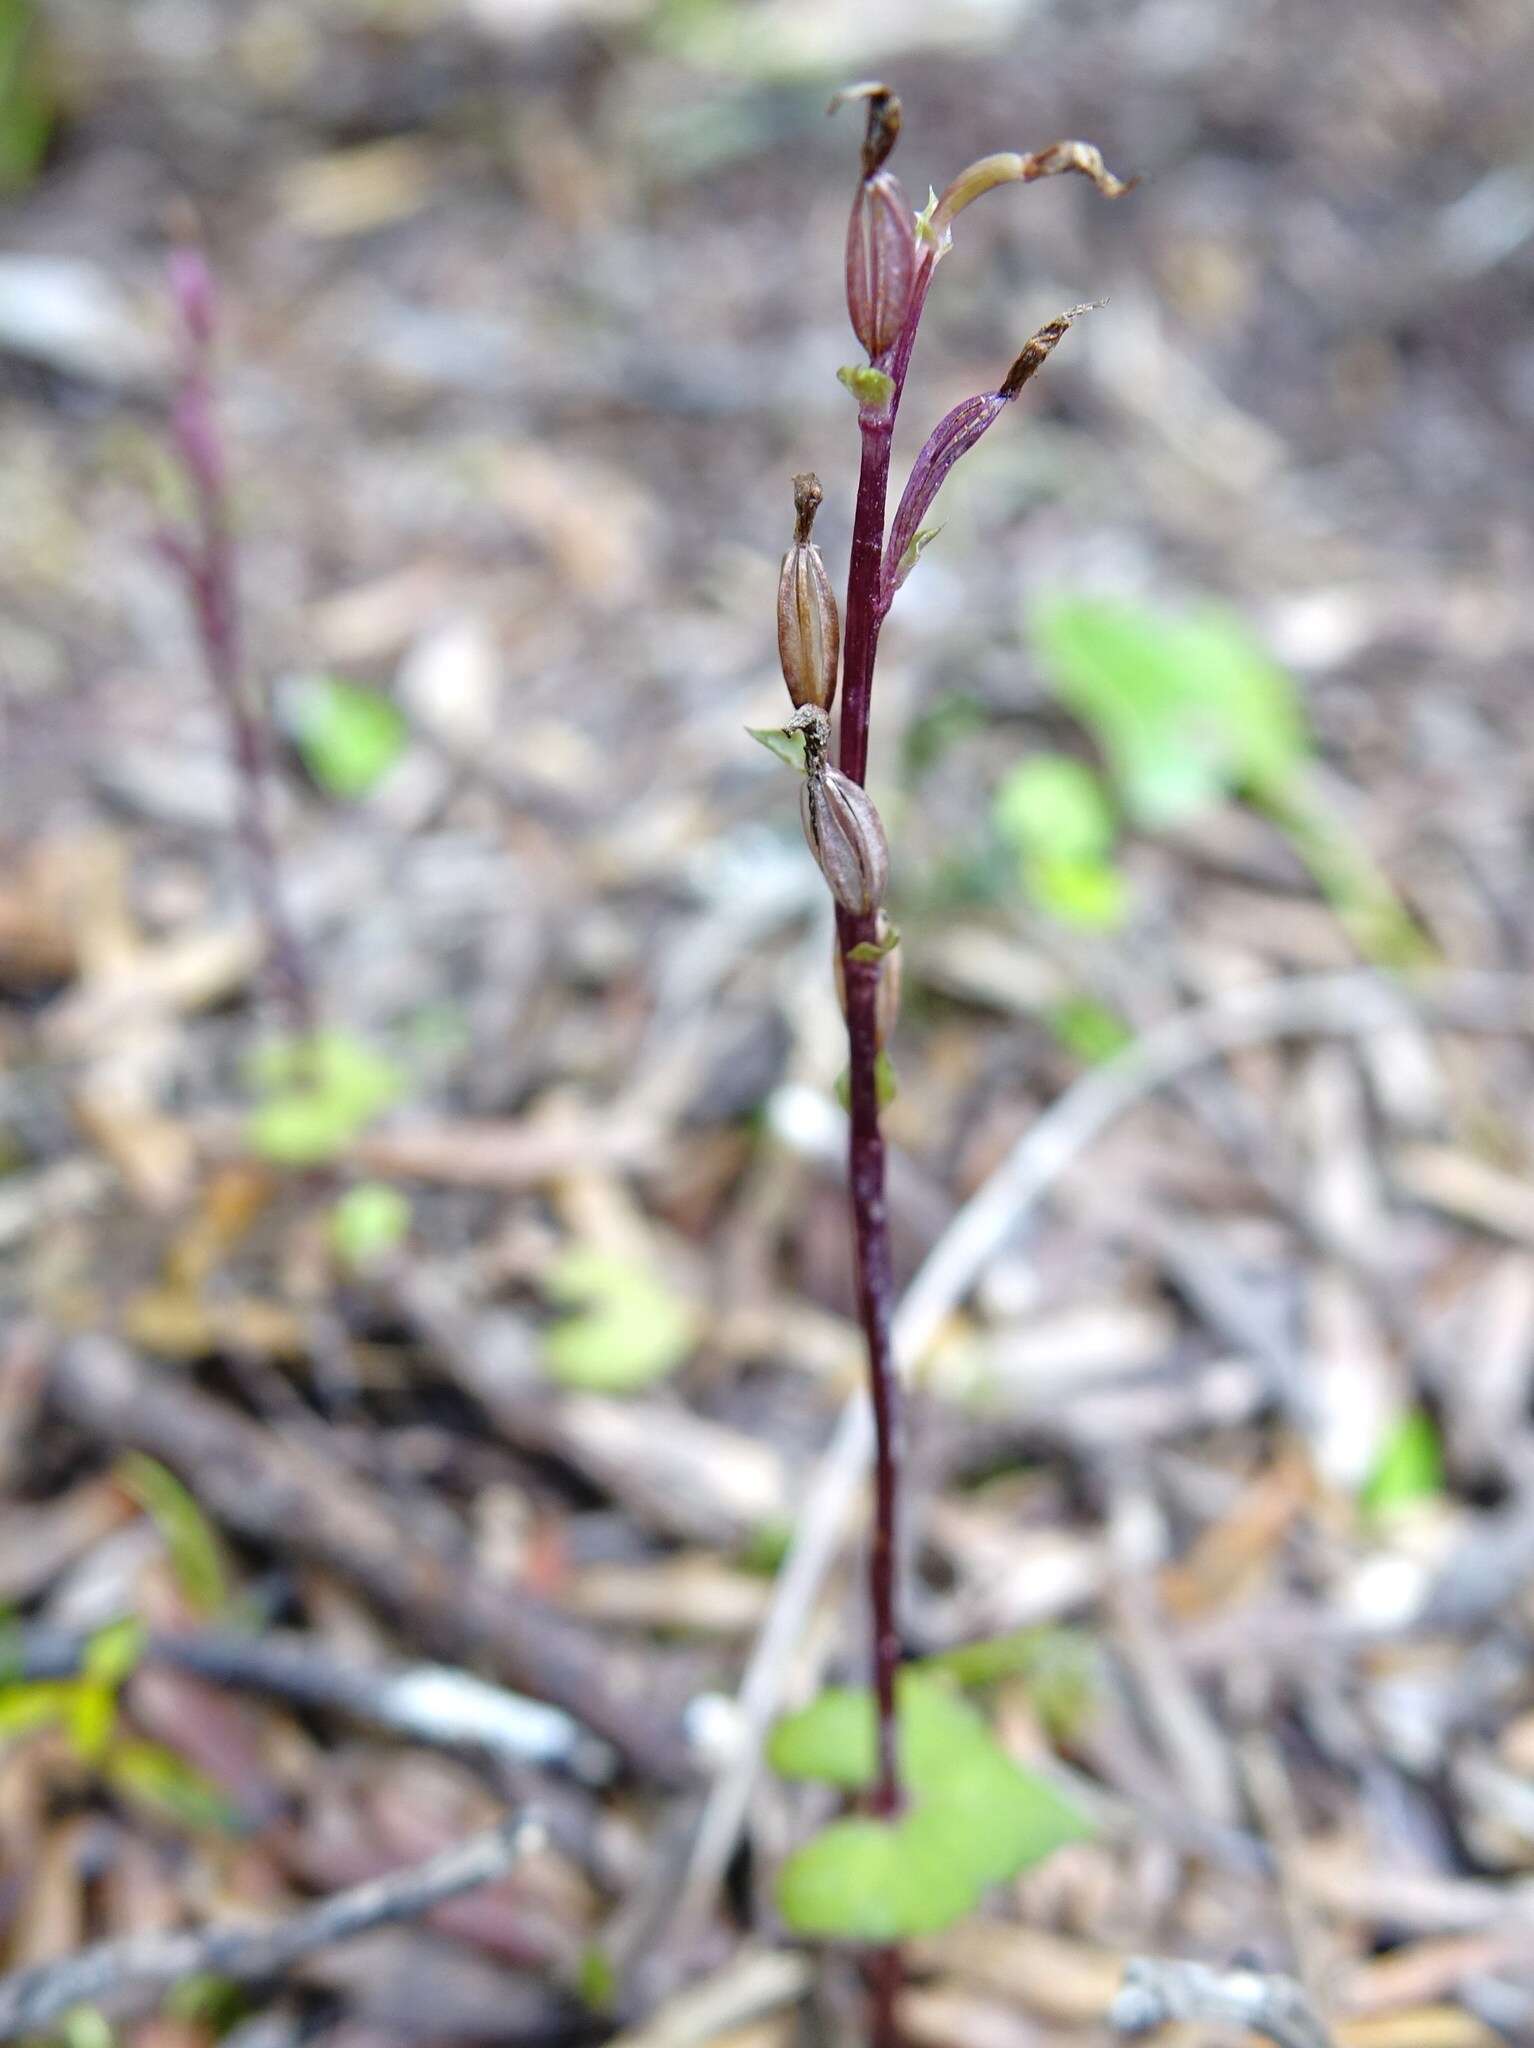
(1111, 1954, 1334, 2048)
(674, 969, 1534, 1930)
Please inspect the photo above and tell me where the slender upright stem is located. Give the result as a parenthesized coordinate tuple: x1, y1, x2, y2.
(834, 253, 935, 2048)
(165, 264, 314, 1039)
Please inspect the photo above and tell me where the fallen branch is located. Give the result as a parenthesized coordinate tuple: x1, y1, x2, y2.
(0, 1813, 543, 2042)
(1110, 1955, 1333, 2048)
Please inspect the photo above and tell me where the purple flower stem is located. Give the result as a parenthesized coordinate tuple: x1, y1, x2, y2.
(834, 244, 937, 2048)
(163, 259, 314, 1040)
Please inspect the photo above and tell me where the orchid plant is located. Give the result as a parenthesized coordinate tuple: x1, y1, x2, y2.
(761, 84, 1131, 2044)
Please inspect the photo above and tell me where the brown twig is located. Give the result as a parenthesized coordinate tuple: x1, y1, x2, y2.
(48, 1334, 699, 1783)
(0, 1814, 543, 2042)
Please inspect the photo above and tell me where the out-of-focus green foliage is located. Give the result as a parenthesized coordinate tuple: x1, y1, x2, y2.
(541, 1247, 698, 1393)
(993, 751, 1128, 932)
(1030, 594, 1427, 964)
(1362, 1407, 1445, 1521)
(245, 1030, 402, 1167)
(285, 674, 407, 800)
(0, 0, 53, 196)
(117, 1454, 229, 1615)
(330, 1180, 411, 1271)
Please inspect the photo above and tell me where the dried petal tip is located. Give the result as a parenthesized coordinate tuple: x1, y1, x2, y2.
(931, 142, 1135, 242)
(777, 505, 841, 714)
(846, 169, 916, 359)
(1021, 140, 1137, 198)
(801, 762, 890, 916)
(791, 472, 823, 545)
(998, 302, 1101, 399)
(828, 81, 902, 178)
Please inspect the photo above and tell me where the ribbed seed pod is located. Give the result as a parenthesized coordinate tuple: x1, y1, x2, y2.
(777, 474, 840, 711)
(801, 763, 890, 917)
(834, 914, 902, 1050)
(845, 170, 916, 360)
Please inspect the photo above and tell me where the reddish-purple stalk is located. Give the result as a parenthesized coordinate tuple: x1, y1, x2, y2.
(834, 239, 934, 2048)
(159, 238, 314, 1039)
(821, 92, 1129, 2048)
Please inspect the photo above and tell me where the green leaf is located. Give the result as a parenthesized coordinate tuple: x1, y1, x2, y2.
(747, 724, 807, 773)
(778, 1815, 975, 1942)
(246, 1030, 402, 1168)
(286, 673, 407, 799)
(82, 1616, 146, 1690)
(116, 1454, 228, 1615)
(57, 2008, 113, 2048)
(102, 1741, 239, 1833)
(994, 755, 1127, 930)
(904, 692, 986, 779)
(994, 754, 1116, 865)
(330, 1181, 411, 1271)
(920, 1627, 1100, 1739)
(541, 1247, 698, 1394)
(909, 1739, 1090, 1887)
(1032, 597, 1307, 826)
(1025, 853, 1127, 931)
(769, 1686, 877, 1789)
(772, 1672, 1092, 1939)
(67, 1680, 117, 1764)
(1362, 1408, 1444, 1521)
(0, 1679, 74, 1742)
(1046, 997, 1132, 1065)
(0, 0, 54, 195)
(575, 1945, 617, 2014)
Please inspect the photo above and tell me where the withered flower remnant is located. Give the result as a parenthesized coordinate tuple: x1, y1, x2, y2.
(789, 706, 891, 917)
(777, 472, 840, 712)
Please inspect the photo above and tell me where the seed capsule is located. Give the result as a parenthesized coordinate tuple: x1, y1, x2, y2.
(846, 170, 916, 360)
(800, 759, 890, 916)
(834, 913, 902, 1050)
(777, 474, 840, 712)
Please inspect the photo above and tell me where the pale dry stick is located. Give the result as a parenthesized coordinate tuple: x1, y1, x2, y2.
(0, 1813, 543, 2042)
(1111, 1955, 1333, 2048)
(673, 968, 1534, 1935)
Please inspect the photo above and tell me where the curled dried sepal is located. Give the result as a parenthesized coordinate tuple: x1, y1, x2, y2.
(846, 170, 916, 360)
(828, 81, 902, 178)
(791, 471, 823, 544)
(778, 477, 840, 712)
(834, 913, 903, 1051)
(998, 301, 1101, 397)
(930, 140, 1135, 245)
(883, 304, 1097, 605)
